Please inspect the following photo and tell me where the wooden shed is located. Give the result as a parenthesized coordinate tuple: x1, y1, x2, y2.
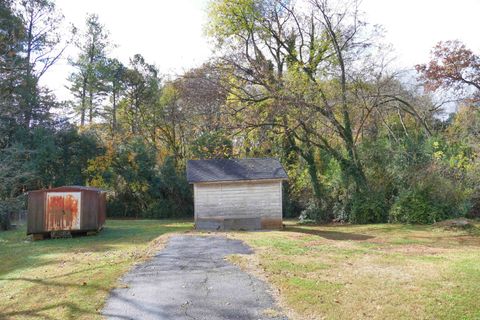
(187, 158, 288, 230)
(27, 186, 106, 238)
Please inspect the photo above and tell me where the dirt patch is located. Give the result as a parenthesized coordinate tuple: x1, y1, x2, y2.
(435, 218, 474, 229)
(286, 227, 374, 241)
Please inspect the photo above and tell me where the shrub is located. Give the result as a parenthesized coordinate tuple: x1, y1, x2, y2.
(143, 199, 191, 219)
(104, 155, 192, 219)
(389, 178, 465, 224)
(349, 190, 388, 224)
(0, 211, 10, 230)
(0, 197, 24, 230)
(299, 198, 333, 223)
(299, 200, 322, 223)
(389, 189, 437, 224)
(466, 189, 480, 218)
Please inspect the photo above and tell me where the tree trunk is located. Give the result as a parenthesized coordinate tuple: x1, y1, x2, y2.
(88, 42, 95, 124)
(89, 89, 93, 124)
(112, 88, 117, 135)
(303, 148, 323, 202)
(23, 11, 35, 129)
(80, 77, 87, 126)
(284, 127, 328, 220)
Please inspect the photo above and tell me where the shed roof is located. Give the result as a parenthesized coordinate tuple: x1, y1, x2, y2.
(29, 186, 105, 193)
(187, 158, 288, 183)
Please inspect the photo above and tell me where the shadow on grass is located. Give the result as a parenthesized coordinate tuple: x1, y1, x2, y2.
(286, 226, 374, 241)
(0, 271, 247, 320)
(0, 274, 144, 319)
(0, 220, 193, 277)
(0, 220, 195, 319)
(0, 301, 97, 320)
(0, 275, 108, 319)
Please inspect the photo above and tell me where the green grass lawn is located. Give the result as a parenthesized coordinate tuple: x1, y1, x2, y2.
(227, 222, 480, 320)
(0, 220, 192, 320)
(1, 220, 479, 320)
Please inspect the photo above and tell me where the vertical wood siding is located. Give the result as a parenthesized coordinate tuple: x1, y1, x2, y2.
(27, 187, 106, 234)
(27, 191, 45, 234)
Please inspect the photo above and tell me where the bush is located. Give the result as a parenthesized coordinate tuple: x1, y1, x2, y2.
(299, 200, 322, 223)
(282, 182, 304, 218)
(349, 190, 388, 224)
(103, 155, 192, 219)
(143, 199, 191, 219)
(389, 178, 465, 224)
(389, 189, 437, 224)
(0, 197, 24, 230)
(0, 211, 10, 230)
(466, 189, 480, 218)
(299, 198, 333, 223)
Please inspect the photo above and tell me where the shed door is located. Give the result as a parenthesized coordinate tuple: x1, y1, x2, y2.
(45, 192, 81, 231)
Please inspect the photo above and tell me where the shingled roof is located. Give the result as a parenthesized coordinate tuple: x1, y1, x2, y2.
(186, 158, 288, 183)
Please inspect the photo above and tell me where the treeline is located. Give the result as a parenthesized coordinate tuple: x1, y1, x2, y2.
(1, 0, 479, 229)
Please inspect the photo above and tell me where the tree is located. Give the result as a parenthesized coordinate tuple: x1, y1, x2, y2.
(207, 0, 428, 220)
(16, 0, 65, 127)
(444, 105, 480, 217)
(121, 54, 160, 136)
(86, 138, 192, 218)
(68, 14, 111, 126)
(0, 0, 25, 136)
(0, 144, 35, 230)
(416, 40, 480, 104)
(0, 0, 71, 228)
(174, 63, 230, 133)
(29, 126, 101, 188)
(103, 58, 126, 135)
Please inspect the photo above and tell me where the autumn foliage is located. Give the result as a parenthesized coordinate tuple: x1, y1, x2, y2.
(416, 40, 480, 103)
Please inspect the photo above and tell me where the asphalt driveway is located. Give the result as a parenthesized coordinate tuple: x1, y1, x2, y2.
(103, 235, 287, 320)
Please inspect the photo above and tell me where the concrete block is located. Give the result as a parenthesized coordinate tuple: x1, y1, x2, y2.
(224, 217, 261, 230)
(196, 219, 224, 231)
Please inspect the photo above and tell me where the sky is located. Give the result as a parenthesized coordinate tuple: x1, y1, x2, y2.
(41, 0, 480, 101)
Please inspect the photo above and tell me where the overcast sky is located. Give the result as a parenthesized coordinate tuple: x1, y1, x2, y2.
(41, 0, 480, 101)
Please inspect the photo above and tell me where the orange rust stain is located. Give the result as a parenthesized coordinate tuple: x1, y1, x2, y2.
(64, 194, 79, 229)
(45, 194, 80, 231)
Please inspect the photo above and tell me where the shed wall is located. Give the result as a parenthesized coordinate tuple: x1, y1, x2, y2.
(27, 191, 45, 234)
(80, 190, 103, 230)
(27, 188, 106, 235)
(194, 180, 283, 229)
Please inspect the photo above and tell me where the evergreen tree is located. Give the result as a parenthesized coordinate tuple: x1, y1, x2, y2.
(68, 14, 111, 126)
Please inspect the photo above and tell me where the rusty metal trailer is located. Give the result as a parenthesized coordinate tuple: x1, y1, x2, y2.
(27, 186, 106, 239)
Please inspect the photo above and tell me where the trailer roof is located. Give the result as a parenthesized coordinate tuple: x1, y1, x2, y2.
(29, 186, 105, 193)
